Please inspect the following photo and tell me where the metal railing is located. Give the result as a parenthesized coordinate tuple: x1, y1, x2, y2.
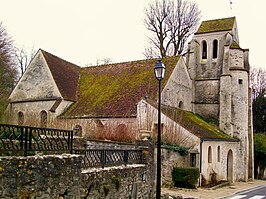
(0, 124, 73, 156)
(0, 124, 144, 168)
(74, 149, 143, 169)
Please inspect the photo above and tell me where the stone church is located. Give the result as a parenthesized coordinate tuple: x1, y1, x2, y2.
(6, 17, 254, 184)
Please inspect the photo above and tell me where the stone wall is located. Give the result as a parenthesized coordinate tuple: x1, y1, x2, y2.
(0, 154, 153, 199)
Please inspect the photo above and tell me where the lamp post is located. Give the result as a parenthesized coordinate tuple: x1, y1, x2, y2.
(154, 60, 166, 199)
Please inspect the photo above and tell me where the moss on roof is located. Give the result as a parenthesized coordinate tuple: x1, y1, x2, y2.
(160, 104, 237, 141)
(230, 40, 241, 49)
(196, 17, 235, 34)
(62, 56, 180, 118)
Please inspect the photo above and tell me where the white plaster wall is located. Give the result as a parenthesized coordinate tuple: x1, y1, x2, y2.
(201, 141, 240, 183)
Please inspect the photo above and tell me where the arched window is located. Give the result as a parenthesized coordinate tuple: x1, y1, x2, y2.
(40, 110, 47, 128)
(217, 146, 221, 162)
(202, 40, 207, 59)
(208, 146, 212, 163)
(213, 39, 218, 59)
(18, 112, 24, 125)
(73, 125, 82, 136)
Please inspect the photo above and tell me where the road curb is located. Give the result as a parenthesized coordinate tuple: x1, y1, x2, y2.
(219, 184, 266, 199)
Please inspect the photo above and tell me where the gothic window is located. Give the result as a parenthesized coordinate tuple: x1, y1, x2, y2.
(213, 39, 218, 59)
(18, 112, 24, 125)
(202, 40, 207, 59)
(217, 146, 221, 162)
(238, 79, 243, 84)
(208, 146, 212, 163)
(73, 125, 82, 136)
(40, 110, 47, 128)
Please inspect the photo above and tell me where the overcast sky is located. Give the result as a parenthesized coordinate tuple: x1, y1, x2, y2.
(0, 0, 265, 69)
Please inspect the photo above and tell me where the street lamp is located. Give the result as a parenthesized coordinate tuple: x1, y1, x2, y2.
(154, 60, 165, 199)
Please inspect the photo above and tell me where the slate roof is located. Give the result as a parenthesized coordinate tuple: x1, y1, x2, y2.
(62, 56, 180, 118)
(196, 17, 235, 34)
(158, 102, 238, 141)
(41, 49, 81, 101)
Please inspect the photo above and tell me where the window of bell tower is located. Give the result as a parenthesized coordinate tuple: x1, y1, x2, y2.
(213, 39, 218, 59)
(202, 40, 207, 59)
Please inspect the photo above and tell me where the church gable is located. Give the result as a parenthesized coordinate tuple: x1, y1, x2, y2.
(162, 58, 192, 111)
(9, 49, 81, 103)
(9, 50, 62, 102)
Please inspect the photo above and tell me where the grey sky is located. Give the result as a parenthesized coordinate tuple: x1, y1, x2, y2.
(0, 0, 265, 69)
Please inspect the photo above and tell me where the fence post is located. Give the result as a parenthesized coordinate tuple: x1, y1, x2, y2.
(29, 127, 32, 151)
(19, 126, 24, 150)
(69, 130, 73, 154)
(24, 127, 28, 157)
(124, 150, 128, 166)
(100, 150, 106, 169)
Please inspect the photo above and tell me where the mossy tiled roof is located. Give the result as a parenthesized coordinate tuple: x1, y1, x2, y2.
(63, 56, 180, 118)
(160, 103, 238, 141)
(41, 49, 81, 101)
(196, 17, 235, 34)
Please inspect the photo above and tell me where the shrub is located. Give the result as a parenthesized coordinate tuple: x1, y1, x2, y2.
(162, 143, 190, 156)
(172, 167, 200, 189)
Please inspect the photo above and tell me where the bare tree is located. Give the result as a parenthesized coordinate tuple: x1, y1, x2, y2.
(96, 57, 113, 66)
(144, 0, 201, 58)
(250, 67, 266, 99)
(0, 22, 18, 121)
(85, 57, 113, 67)
(15, 47, 36, 76)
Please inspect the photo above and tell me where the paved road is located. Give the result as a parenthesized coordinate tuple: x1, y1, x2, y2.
(228, 185, 266, 199)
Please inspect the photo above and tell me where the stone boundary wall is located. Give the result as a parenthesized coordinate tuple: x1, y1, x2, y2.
(0, 154, 153, 198)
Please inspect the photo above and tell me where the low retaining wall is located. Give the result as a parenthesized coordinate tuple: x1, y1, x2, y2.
(0, 154, 153, 198)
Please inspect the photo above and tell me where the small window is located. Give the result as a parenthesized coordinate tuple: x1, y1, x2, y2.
(40, 110, 47, 128)
(217, 146, 221, 162)
(190, 153, 197, 167)
(208, 146, 212, 163)
(178, 101, 184, 109)
(18, 112, 24, 125)
(73, 125, 82, 136)
(238, 79, 243, 84)
(202, 40, 207, 59)
(213, 39, 218, 59)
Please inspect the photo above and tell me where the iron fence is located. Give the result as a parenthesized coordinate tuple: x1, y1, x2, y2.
(0, 124, 73, 156)
(0, 124, 144, 168)
(74, 149, 143, 169)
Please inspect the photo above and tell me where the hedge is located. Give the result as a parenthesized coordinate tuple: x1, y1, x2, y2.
(172, 167, 200, 188)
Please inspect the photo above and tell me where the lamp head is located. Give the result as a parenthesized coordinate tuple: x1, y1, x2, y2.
(154, 60, 165, 80)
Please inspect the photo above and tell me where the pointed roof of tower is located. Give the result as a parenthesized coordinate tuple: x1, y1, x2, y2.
(41, 49, 81, 101)
(196, 17, 235, 34)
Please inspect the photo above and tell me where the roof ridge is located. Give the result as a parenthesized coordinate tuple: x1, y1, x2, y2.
(40, 48, 81, 69)
(84, 55, 181, 69)
(201, 16, 235, 23)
